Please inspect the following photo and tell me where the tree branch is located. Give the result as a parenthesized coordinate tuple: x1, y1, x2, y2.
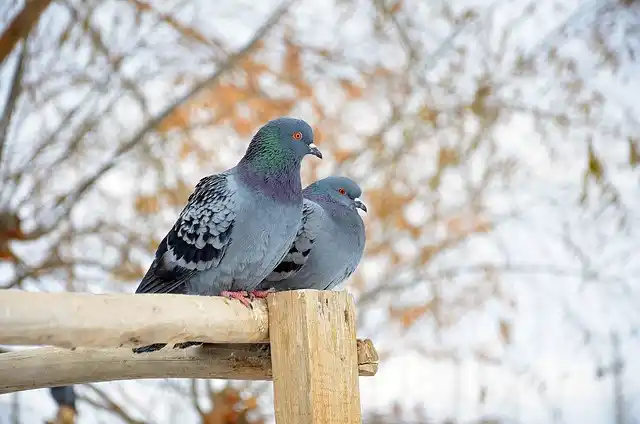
(0, 0, 52, 65)
(48, 0, 296, 230)
(0, 41, 27, 173)
(82, 384, 145, 424)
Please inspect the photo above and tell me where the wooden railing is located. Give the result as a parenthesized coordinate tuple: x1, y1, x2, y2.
(0, 289, 378, 424)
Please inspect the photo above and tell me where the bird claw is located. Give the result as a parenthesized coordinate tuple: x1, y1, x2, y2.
(221, 290, 252, 308)
(248, 289, 274, 299)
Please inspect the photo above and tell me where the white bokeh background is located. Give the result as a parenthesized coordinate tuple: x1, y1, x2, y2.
(1, 0, 639, 422)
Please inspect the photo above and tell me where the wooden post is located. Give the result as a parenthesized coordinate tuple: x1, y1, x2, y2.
(268, 290, 362, 424)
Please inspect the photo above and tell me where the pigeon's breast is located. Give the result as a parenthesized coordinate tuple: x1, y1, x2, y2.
(205, 181, 301, 292)
(281, 213, 363, 291)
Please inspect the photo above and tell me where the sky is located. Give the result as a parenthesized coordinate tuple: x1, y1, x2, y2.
(1, 0, 640, 423)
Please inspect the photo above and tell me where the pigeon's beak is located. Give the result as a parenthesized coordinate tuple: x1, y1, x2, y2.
(308, 143, 323, 159)
(354, 198, 367, 213)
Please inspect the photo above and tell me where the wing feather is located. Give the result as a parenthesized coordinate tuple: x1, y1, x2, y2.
(135, 173, 236, 294)
(263, 199, 320, 282)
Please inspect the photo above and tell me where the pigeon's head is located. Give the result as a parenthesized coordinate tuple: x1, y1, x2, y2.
(251, 117, 322, 164)
(306, 176, 367, 213)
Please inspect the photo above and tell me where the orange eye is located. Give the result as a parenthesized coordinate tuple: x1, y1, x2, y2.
(293, 131, 303, 140)
(338, 188, 346, 195)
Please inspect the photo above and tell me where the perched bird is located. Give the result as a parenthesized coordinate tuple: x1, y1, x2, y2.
(257, 176, 366, 292)
(48, 386, 77, 424)
(50, 386, 76, 411)
(134, 117, 322, 353)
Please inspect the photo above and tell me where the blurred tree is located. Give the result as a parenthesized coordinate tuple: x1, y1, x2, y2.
(0, 0, 51, 64)
(0, 0, 639, 422)
(362, 401, 512, 424)
(198, 385, 264, 424)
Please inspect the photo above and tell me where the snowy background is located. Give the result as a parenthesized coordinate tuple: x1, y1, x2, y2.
(1, 0, 639, 422)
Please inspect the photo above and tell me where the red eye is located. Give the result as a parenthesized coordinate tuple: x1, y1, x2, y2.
(293, 131, 303, 140)
(338, 188, 346, 195)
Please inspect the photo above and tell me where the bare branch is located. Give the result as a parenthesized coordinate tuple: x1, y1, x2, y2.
(82, 384, 145, 424)
(47, 0, 296, 230)
(190, 379, 205, 417)
(0, 41, 26, 172)
(0, 0, 52, 65)
(62, 0, 150, 110)
(129, 0, 226, 55)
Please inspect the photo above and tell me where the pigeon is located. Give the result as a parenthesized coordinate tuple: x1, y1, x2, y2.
(48, 386, 77, 424)
(257, 176, 366, 292)
(133, 117, 322, 353)
(50, 386, 76, 412)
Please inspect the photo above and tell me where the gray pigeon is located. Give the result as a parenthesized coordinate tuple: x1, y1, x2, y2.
(258, 176, 366, 292)
(50, 386, 76, 412)
(134, 117, 322, 353)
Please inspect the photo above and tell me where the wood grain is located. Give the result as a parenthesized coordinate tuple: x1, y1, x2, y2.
(268, 290, 362, 424)
(0, 291, 269, 348)
(0, 344, 270, 394)
(0, 340, 378, 394)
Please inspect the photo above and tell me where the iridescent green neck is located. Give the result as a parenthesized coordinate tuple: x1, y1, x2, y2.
(239, 126, 298, 172)
(237, 127, 303, 203)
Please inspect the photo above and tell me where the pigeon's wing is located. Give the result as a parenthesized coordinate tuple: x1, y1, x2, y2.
(324, 258, 359, 290)
(264, 199, 321, 282)
(134, 238, 192, 295)
(135, 173, 236, 294)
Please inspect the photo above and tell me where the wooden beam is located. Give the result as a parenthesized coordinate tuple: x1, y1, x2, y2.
(268, 290, 362, 424)
(0, 291, 269, 348)
(0, 340, 378, 394)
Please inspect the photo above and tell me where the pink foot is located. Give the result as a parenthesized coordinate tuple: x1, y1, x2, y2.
(221, 291, 251, 308)
(248, 289, 274, 299)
